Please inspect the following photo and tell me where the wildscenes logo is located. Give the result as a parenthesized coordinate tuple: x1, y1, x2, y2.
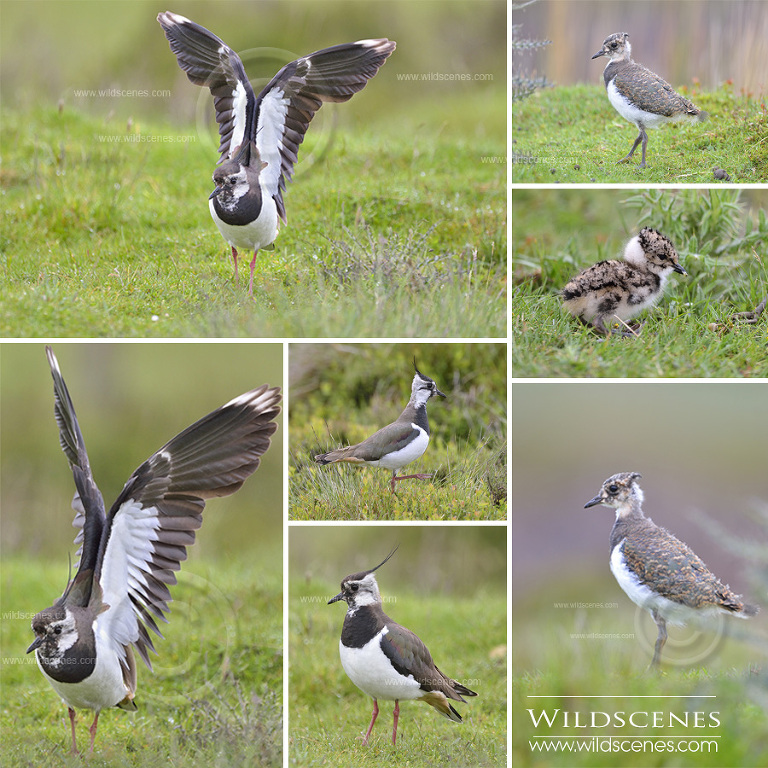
(527, 709, 721, 728)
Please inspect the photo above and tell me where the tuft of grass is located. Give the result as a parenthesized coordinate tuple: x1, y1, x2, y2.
(0, 100, 505, 338)
(511, 83, 767, 182)
(0, 556, 282, 767)
(512, 189, 768, 377)
(289, 343, 507, 520)
(291, 434, 506, 521)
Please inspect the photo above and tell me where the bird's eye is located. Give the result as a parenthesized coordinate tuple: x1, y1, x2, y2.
(350, 584, 359, 592)
(53, 627, 62, 635)
(227, 177, 236, 185)
(608, 484, 618, 494)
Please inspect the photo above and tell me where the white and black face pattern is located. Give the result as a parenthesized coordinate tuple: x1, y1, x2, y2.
(411, 371, 445, 407)
(211, 165, 250, 211)
(338, 572, 382, 612)
(29, 607, 79, 667)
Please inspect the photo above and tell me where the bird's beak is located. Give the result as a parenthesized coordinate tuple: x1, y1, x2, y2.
(436, 387, 447, 399)
(328, 592, 344, 605)
(209, 184, 222, 200)
(591, 49, 606, 60)
(26, 636, 43, 654)
(584, 495, 604, 509)
(673, 264, 688, 276)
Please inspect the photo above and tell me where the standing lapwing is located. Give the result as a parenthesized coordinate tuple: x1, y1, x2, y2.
(585, 472, 758, 667)
(26, 347, 281, 754)
(591, 32, 708, 168)
(314, 360, 446, 493)
(327, 548, 477, 745)
(157, 11, 395, 295)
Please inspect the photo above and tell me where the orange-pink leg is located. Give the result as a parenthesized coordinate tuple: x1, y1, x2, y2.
(361, 698, 379, 745)
(88, 711, 100, 754)
(391, 472, 433, 493)
(68, 707, 78, 755)
(231, 246, 239, 286)
(248, 250, 259, 296)
(392, 699, 400, 745)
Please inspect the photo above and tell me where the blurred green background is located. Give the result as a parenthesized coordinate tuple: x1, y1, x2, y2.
(0, 343, 283, 561)
(289, 524, 508, 766)
(1, 0, 505, 151)
(290, 342, 507, 449)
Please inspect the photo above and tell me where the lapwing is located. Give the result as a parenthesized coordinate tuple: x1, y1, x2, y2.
(592, 32, 708, 168)
(314, 360, 446, 493)
(157, 12, 395, 295)
(327, 548, 477, 745)
(585, 472, 759, 667)
(26, 347, 281, 754)
(562, 227, 687, 336)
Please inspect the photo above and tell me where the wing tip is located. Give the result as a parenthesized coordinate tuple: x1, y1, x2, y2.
(354, 38, 397, 51)
(157, 10, 192, 27)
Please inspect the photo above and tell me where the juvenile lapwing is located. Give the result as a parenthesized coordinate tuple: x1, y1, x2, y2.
(26, 347, 281, 754)
(327, 548, 477, 745)
(592, 32, 708, 168)
(585, 472, 758, 667)
(157, 11, 395, 295)
(562, 227, 687, 336)
(314, 360, 445, 493)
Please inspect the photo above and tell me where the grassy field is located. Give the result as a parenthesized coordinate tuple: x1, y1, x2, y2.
(511, 83, 767, 182)
(289, 344, 507, 520)
(0, 555, 282, 767)
(0, 97, 505, 338)
(289, 527, 507, 767)
(512, 189, 768, 377)
(512, 579, 768, 768)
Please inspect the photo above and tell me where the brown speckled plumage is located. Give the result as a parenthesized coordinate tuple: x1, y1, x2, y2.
(611, 510, 751, 613)
(562, 228, 686, 335)
(585, 472, 758, 666)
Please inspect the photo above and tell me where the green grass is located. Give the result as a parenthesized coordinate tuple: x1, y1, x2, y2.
(0, 556, 282, 767)
(288, 344, 507, 520)
(512, 189, 768, 377)
(290, 576, 507, 767)
(511, 84, 768, 182)
(512, 581, 767, 768)
(0, 98, 505, 337)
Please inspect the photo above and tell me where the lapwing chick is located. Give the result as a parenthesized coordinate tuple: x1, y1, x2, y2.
(561, 227, 687, 336)
(27, 348, 281, 754)
(585, 472, 758, 667)
(314, 359, 445, 493)
(328, 549, 477, 745)
(592, 32, 708, 168)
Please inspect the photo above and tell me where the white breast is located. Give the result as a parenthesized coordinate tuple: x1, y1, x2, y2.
(208, 192, 279, 252)
(340, 628, 423, 702)
(607, 80, 672, 130)
(37, 626, 129, 712)
(373, 425, 430, 471)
